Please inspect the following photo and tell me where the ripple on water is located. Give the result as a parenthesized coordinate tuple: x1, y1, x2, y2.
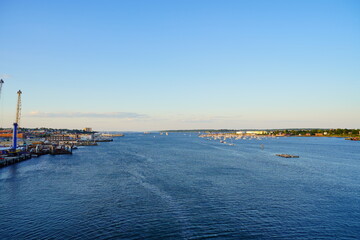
(0, 135, 360, 239)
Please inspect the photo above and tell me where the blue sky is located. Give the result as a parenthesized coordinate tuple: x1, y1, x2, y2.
(0, 0, 359, 131)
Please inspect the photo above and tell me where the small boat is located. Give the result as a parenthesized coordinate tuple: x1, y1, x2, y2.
(345, 137, 360, 141)
(276, 154, 299, 158)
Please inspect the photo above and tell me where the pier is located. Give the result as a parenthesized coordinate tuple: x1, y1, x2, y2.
(0, 129, 124, 168)
(0, 153, 32, 168)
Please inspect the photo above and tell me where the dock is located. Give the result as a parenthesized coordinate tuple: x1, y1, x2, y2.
(0, 154, 32, 168)
(0, 128, 124, 169)
(95, 139, 113, 142)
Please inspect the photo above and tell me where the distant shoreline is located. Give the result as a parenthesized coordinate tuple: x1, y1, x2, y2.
(161, 128, 360, 139)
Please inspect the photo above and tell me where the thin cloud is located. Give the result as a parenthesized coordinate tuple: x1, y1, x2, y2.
(180, 115, 243, 123)
(0, 74, 11, 79)
(26, 111, 148, 119)
(180, 119, 213, 123)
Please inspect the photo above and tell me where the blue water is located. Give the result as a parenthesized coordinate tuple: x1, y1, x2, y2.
(0, 133, 359, 239)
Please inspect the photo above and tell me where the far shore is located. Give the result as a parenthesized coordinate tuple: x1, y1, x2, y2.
(198, 133, 359, 140)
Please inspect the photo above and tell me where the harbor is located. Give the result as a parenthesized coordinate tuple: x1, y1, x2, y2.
(1, 1, 359, 239)
(0, 79, 125, 169)
(0, 127, 123, 168)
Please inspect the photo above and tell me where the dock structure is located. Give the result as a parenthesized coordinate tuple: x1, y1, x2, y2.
(76, 141, 98, 146)
(0, 154, 32, 168)
(0, 128, 124, 168)
(95, 139, 113, 142)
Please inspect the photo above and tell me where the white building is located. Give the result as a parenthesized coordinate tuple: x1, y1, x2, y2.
(78, 134, 93, 141)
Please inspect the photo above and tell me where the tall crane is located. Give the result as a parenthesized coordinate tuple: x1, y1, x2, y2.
(12, 90, 22, 150)
(15, 90, 22, 126)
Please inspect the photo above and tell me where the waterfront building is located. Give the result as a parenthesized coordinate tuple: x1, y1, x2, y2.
(0, 133, 24, 138)
(236, 131, 246, 134)
(245, 131, 267, 135)
(47, 135, 71, 142)
(78, 134, 94, 141)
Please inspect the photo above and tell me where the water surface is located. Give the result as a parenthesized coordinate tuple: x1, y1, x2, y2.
(0, 134, 359, 239)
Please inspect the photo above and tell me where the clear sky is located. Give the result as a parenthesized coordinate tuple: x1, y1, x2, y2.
(0, 0, 359, 131)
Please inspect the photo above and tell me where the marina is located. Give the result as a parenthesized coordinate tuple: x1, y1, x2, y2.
(0, 129, 121, 168)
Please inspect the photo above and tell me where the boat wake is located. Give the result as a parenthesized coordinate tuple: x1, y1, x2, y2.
(127, 168, 193, 239)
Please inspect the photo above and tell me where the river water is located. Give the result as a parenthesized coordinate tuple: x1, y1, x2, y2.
(0, 133, 359, 239)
